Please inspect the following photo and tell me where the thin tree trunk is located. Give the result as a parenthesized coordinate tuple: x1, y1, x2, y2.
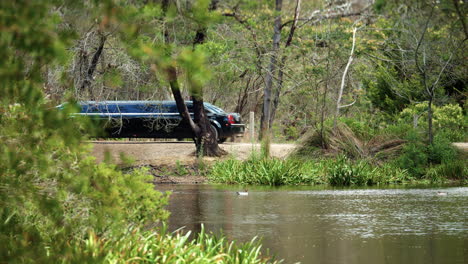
(260, 0, 282, 146)
(320, 17, 333, 148)
(452, 0, 468, 41)
(81, 32, 106, 99)
(428, 96, 433, 144)
(270, 0, 301, 127)
(334, 27, 357, 128)
(414, 6, 434, 145)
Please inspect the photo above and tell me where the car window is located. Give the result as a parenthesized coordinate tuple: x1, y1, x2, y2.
(205, 104, 225, 114)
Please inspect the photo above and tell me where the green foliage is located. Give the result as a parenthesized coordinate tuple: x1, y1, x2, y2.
(426, 160, 468, 181)
(0, 1, 172, 261)
(428, 132, 458, 164)
(398, 102, 465, 132)
(395, 130, 429, 178)
(0, 103, 170, 261)
(67, 225, 279, 264)
(209, 155, 412, 187)
(178, 47, 212, 97)
(339, 116, 376, 140)
(325, 157, 411, 186)
(370, 164, 413, 185)
(361, 66, 414, 114)
(175, 160, 189, 176)
(209, 157, 314, 186)
(327, 156, 372, 186)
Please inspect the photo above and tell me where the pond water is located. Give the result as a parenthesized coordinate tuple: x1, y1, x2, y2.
(155, 184, 467, 264)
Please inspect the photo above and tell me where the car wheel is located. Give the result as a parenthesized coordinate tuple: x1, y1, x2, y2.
(210, 124, 219, 142)
(218, 137, 227, 144)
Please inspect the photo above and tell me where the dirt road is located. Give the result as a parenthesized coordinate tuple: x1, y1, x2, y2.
(90, 141, 296, 165)
(452, 142, 468, 152)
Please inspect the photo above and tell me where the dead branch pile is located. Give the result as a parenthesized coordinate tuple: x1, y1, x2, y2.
(294, 122, 406, 162)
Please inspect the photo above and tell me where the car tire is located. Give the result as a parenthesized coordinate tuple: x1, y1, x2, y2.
(210, 124, 219, 142)
(218, 137, 227, 144)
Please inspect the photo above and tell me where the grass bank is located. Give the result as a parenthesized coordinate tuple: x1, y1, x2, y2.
(208, 157, 467, 186)
(207, 120, 464, 187)
(207, 156, 420, 186)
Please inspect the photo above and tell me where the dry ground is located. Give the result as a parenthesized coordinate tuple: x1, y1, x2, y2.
(90, 141, 296, 166)
(90, 141, 296, 184)
(452, 142, 468, 152)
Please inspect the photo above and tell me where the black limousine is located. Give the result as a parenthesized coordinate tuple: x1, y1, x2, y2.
(66, 101, 245, 143)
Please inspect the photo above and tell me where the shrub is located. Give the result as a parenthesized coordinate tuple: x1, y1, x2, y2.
(428, 132, 458, 164)
(395, 130, 428, 178)
(339, 116, 376, 140)
(398, 102, 465, 133)
(327, 156, 372, 186)
(426, 160, 468, 181)
(0, 103, 170, 262)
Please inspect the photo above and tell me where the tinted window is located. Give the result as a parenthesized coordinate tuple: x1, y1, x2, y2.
(205, 104, 225, 114)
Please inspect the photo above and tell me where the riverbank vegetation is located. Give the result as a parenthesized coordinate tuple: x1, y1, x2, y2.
(209, 119, 466, 186)
(2, 0, 467, 262)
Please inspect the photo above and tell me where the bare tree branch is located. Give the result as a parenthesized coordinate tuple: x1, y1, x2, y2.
(335, 26, 357, 127)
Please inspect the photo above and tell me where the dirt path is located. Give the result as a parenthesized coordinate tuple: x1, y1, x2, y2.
(452, 142, 468, 152)
(90, 141, 296, 166)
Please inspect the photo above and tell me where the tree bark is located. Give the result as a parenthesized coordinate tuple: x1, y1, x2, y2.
(260, 0, 283, 145)
(427, 96, 433, 144)
(334, 27, 357, 128)
(81, 32, 106, 99)
(452, 0, 468, 41)
(270, 0, 301, 126)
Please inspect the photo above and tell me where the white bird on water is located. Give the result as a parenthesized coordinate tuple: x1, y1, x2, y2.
(237, 191, 248, 196)
(437, 191, 448, 196)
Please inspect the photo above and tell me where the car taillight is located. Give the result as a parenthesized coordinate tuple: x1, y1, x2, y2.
(227, 114, 235, 124)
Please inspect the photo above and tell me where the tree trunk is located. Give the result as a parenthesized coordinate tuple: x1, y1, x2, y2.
(452, 0, 468, 41)
(427, 96, 434, 145)
(269, 0, 301, 126)
(192, 96, 223, 156)
(163, 0, 224, 157)
(260, 0, 282, 147)
(81, 32, 106, 99)
(334, 27, 357, 128)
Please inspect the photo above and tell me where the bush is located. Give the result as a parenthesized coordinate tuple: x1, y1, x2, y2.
(209, 155, 414, 187)
(395, 130, 428, 177)
(327, 156, 372, 186)
(339, 116, 376, 140)
(398, 102, 465, 134)
(428, 132, 458, 164)
(426, 160, 468, 181)
(0, 104, 170, 262)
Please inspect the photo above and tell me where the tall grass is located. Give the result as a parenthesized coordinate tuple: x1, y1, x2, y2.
(68, 225, 280, 264)
(208, 156, 412, 186)
(327, 156, 412, 186)
(208, 157, 327, 185)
